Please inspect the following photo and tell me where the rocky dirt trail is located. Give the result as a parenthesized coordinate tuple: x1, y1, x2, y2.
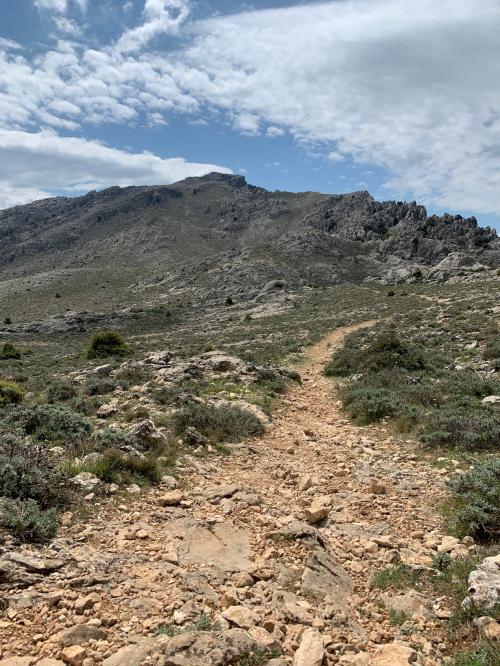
(0, 323, 468, 666)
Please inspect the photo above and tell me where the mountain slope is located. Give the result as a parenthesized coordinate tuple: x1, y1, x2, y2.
(0, 173, 498, 321)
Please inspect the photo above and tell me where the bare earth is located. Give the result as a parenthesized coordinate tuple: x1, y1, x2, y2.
(1, 324, 460, 665)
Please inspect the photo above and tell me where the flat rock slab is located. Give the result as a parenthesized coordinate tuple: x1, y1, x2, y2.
(179, 522, 251, 572)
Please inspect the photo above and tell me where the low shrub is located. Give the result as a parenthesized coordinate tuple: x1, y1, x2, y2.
(0, 342, 21, 360)
(0, 435, 72, 508)
(46, 380, 77, 403)
(482, 336, 500, 371)
(15, 404, 92, 444)
(421, 409, 500, 450)
(253, 368, 288, 395)
(173, 403, 264, 444)
(96, 427, 136, 450)
(447, 460, 500, 541)
(85, 377, 120, 396)
(87, 330, 130, 359)
(451, 643, 498, 666)
(0, 498, 58, 543)
(342, 386, 404, 424)
(0, 378, 24, 406)
(325, 328, 428, 377)
(79, 448, 161, 485)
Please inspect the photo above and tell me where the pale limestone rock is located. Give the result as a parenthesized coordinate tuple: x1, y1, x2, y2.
(222, 605, 258, 629)
(293, 627, 324, 666)
(61, 646, 86, 666)
(304, 496, 330, 524)
(464, 553, 500, 611)
(158, 490, 183, 506)
(371, 643, 417, 665)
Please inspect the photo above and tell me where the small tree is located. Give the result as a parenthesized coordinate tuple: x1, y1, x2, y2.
(0, 342, 21, 360)
(87, 331, 130, 359)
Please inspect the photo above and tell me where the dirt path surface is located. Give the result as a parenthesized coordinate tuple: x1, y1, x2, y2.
(0, 323, 459, 666)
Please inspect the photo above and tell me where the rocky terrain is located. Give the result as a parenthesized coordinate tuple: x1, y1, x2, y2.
(0, 318, 498, 666)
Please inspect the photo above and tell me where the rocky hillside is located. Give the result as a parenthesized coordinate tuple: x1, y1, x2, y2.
(0, 173, 498, 319)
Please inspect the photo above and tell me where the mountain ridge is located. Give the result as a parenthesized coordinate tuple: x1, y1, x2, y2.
(0, 173, 498, 323)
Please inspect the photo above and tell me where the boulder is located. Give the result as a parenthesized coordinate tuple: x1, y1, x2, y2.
(463, 553, 500, 611)
(222, 605, 258, 629)
(102, 637, 161, 666)
(301, 548, 353, 605)
(293, 627, 324, 666)
(71, 472, 101, 492)
(144, 350, 174, 366)
(371, 643, 417, 665)
(54, 623, 108, 647)
(128, 419, 165, 448)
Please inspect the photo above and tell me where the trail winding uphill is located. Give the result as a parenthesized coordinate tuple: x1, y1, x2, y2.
(0, 324, 462, 665)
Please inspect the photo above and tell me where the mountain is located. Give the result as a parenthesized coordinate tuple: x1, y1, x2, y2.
(0, 172, 498, 323)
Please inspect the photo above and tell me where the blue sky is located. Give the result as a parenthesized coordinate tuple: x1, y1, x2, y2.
(1, 0, 499, 231)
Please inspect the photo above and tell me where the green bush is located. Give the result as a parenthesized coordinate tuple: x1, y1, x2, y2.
(482, 336, 500, 371)
(447, 460, 500, 541)
(0, 378, 23, 407)
(1, 498, 58, 543)
(15, 404, 92, 444)
(325, 328, 427, 377)
(87, 330, 130, 359)
(85, 377, 121, 396)
(173, 403, 264, 444)
(79, 448, 161, 485)
(421, 409, 500, 450)
(96, 427, 136, 450)
(0, 435, 72, 509)
(342, 386, 404, 424)
(0, 342, 21, 360)
(46, 380, 77, 403)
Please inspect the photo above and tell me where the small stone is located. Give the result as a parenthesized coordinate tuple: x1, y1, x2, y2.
(368, 479, 387, 495)
(74, 593, 100, 614)
(158, 490, 183, 506)
(222, 605, 258, 629)
(61, 646, 86, 666)
(304, 496, 330, 524)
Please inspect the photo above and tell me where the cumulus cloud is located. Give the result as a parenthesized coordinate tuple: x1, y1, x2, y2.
(0, 128, 231, 208)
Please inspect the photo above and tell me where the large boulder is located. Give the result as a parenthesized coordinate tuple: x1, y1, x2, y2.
(463, 553, 500, 611)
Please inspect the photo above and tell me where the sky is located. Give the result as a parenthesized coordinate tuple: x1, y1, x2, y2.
(1, 0, 500, 230)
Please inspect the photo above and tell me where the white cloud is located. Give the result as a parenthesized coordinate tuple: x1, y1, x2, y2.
(54, 17, 82, 36)
(0, 128, 231, 208)
(34, 0, 68, 13)
(171, 0, 500, 214)
(266, 126, 285, 138)
(4, 0, 500, 217)
(327, 151, 344, 163)
(33, 0, 87, 13)
(117, 0, 191, 53)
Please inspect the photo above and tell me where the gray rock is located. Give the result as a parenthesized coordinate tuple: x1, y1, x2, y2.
(54, 623, 108, 647)
(301, 548, 353, 606)
(128, 419, 165, 448)
(463, 553, 500, 611)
